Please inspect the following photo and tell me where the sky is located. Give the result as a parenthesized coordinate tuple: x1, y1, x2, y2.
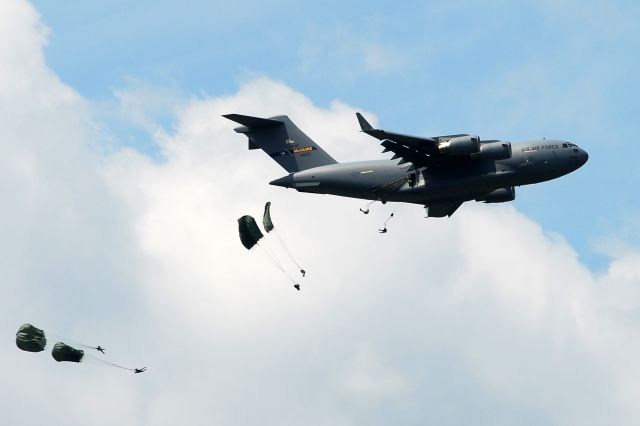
(2, 0, 640, 425)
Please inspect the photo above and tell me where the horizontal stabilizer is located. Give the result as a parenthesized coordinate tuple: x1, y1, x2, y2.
(223, 114, 283, 130)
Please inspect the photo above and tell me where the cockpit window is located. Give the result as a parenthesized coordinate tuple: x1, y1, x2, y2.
(562, 143, 568, 148)
(566, 142, 577, 148)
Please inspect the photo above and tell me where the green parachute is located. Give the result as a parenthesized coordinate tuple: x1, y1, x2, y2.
(16, 323, 47, 353)
(51, 342, 84, 363)
(238, 215, 264, 250)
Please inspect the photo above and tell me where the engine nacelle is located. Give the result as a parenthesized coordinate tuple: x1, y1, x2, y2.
(474, 141, 512, 161)
(438, 135, 480, 155)
(477, 187, 515, 203)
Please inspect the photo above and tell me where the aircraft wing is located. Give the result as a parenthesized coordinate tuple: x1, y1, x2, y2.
(356, 112, 471, 169)
(379, 138, 434, 169)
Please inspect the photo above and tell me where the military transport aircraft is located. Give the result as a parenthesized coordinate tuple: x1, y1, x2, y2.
(224, 113, 588, 217)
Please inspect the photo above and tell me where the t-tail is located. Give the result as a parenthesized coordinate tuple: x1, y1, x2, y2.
(223, 114, 338, 173)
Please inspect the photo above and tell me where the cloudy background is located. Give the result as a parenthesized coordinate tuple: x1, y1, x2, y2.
(2, 0, 639, 424)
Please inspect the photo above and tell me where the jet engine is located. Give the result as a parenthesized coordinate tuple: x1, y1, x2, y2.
(474, 141, 512, 161)
(438, 135, 480, 155)
(477, 187, 515, 203)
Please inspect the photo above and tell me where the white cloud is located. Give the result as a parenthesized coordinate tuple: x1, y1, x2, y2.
(2, 1, 640, 425)
(342, 343, 409, 400)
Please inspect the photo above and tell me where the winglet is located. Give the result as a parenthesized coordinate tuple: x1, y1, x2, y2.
(356, 112, 374, 131)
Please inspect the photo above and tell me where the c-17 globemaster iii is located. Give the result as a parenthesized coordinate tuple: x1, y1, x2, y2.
(224, 112, 588, 217)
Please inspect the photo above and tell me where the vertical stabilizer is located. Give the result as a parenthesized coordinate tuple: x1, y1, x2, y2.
(224, 114, 337, 173)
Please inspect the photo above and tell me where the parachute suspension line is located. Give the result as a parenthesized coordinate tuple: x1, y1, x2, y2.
(360, 200, 377, 214)
(46, 333, 90, 352)
(46, 333, 102, 353)
(261, 202, 305, 279)
(383, 212, 395, 227)
(272, 230, 306, 277)
(261, 232, 304, 278)
(252, 243, 283, 271)
(84, 353, 135, 371)
(379, 212, 395, 234)
(103, 361, 133, 371)
(253, 243, 299, 285)
(259, 232, 283, 266)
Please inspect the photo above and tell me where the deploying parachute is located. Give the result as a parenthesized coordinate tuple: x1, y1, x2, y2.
(238, 214, 301, 290)
(262, 202, 306, 277)
(51, 342, 84, 363)
(262, 202, 275, 233)
(16, 323, 47, 353)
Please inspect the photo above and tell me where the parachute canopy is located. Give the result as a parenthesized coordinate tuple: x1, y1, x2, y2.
(262, 202, 274, 233)
(238, 215, 264, 250)
(16, 323, 47, 352)
(51, 342, 84, 363)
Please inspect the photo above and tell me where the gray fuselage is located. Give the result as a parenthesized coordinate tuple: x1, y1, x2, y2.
(270, 139, 589, 205)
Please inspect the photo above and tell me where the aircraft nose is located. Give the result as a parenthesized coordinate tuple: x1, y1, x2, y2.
(269, 174, 295, 188)
(580, 148, 589, 166)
